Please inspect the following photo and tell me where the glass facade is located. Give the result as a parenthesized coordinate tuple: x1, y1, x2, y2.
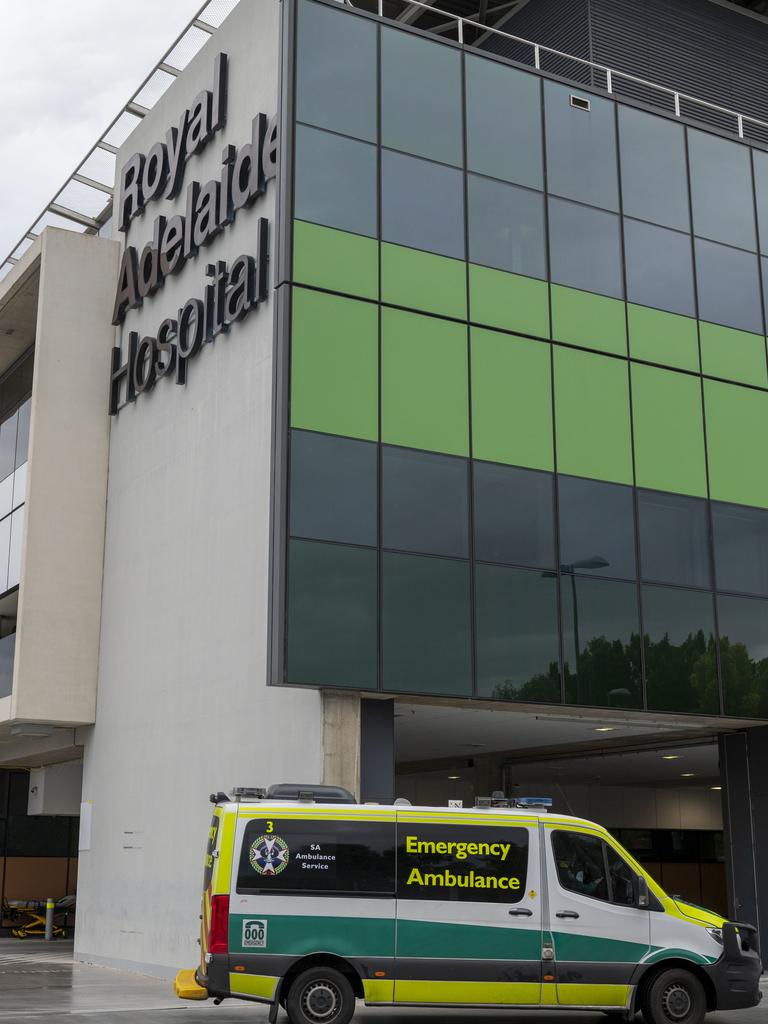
(280, 0, 768, 717)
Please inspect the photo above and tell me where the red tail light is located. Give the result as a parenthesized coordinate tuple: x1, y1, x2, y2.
(208, 895, 229, 954)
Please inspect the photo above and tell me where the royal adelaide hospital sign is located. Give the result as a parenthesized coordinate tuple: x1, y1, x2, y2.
(109, 53, 277, 414)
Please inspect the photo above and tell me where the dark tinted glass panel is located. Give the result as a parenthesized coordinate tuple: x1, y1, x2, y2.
(753, 150, 768, 257)
(397, 823, 528, 903)
(0, 413, 17, 482)
(295, 125, 377, 237)
(468, 175, 546, 279)
(552, 831, 609, 901)
(381, 27, 462, 166)
(624, 219, 695, 318)
(544, 82, 619, 211)
(296, 0, 376, 141)
(15, 401, 30, 467)
(688, 130, 756, 251)
(237, 818, 395, 893)
(562, 576, 642, 708)
(290, 430, 377, 547)
(643, 585, 718, 714)
(382, 149, 464, 260)
(618, 106, 689, 232)
(606, 845, 637, 906)
(548, 198, 623, 299)
(638, 490, 711, 589)
(474, 462, 554, 569)
(558, 475, 636, 580)
(475, 564, 561, 702)
(382, 552, 471, 695)
(695, 238, 763, 336)
(713, 503, 768, 597)
(718, 593, 768, 718)
(382, 446, 468, 558)
(6, 816, 70, 857)
(0, 354, 33, 424)
(287, 539, 377, 688)
(465, 56, 542, 189)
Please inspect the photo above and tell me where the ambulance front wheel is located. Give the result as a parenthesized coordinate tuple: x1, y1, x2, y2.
(285, 966, 356, 1024)
(640, 968, 707, 1024)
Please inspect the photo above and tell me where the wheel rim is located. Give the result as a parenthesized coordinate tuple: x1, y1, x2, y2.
(301, 979, 342, 1023)
(661, 982, 693, 1021)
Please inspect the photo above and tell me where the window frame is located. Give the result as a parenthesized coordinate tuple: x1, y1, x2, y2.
(551, 829, 643, 909)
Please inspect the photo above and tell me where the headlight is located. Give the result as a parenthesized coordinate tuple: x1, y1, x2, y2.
(706, 926, 724, 945)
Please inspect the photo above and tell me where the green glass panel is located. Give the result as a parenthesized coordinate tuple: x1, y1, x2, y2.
(471, 328, 553, 470)
(293, 220, 378, 300)
(699, 321, 768, 387)
(554, 348, 633, 485)
(381, 308, 469, 456)
(469, 265, 549, 337)
(291, 288, 378, 440)
(704, 379, 768, 507)
(631, 364, 707, 498)
(381, 243, 467, 319)
(551, 284, 627, 356)
(627, 305, 700, 372)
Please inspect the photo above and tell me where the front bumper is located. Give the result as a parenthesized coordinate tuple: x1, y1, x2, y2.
(704, 921, 763, 1011)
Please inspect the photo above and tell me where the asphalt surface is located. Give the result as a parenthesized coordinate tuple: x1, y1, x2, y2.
(0, 939, 765, 1024)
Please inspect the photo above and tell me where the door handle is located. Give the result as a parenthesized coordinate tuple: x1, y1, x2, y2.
(508, 908, 533, 917)
(556, 910, 580, 919)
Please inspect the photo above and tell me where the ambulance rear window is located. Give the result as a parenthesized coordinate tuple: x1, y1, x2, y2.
(203, 814, 220, 892)
(237, 818, 395, 895)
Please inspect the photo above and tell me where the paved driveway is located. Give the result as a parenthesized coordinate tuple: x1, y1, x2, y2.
(0, 940, 764, 1024)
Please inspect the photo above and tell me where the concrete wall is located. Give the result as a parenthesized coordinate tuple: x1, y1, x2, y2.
(9, 229, 118, 726)
(28, 761, 83, 816)
(395, 770, 723, 830)
(76, 0, 327, 976)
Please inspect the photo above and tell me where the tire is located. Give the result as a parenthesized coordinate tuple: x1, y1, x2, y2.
(640, 968, 707, 1024)
(285, 966, 356, 1024)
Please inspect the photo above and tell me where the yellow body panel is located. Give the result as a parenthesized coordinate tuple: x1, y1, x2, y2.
(363, 979, 395, 1002)
(395, 981, 541, 1004)
(557, 984, 631, 1007)
(229, 973, 279, 999)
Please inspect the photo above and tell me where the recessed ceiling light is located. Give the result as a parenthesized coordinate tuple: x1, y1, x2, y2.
(447, 775, 460, 780)
(711, 785, 722, 791)
(662, 755, 679, 760)
(681, 772, 696, 778)
(593, 726, 615, 732)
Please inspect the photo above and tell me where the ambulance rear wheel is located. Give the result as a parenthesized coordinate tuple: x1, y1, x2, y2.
(286, 966, 356, 1024)
(641, 968, 706, 1024)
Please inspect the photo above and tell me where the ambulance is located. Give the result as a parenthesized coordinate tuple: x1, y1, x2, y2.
(175, 784, 762, 1024)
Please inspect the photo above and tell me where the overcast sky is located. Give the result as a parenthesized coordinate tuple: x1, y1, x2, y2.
(0, 0, 208, 262)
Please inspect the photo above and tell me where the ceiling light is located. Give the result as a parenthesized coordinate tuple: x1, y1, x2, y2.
(593, 726, 615, 732)
(711, 785, 722, 791)
(681, 772, 696, 778)
(447, 775, 460, 780)
(662, 755, 679, 760)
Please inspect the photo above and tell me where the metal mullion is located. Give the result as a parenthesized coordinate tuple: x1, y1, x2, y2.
(376, 20, 384, 695)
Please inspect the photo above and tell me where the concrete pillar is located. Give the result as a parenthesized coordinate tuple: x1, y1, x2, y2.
(321, 691, 361, 798)
(360, 698, 394, 804)
(719, 727, 768, 965)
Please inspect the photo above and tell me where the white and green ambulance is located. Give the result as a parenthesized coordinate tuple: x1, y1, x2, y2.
(175, 784, 762, 1024)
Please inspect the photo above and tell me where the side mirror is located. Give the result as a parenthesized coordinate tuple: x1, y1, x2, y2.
(637, 875, 649, 908)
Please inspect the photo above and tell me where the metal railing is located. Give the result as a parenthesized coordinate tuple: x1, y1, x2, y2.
(381, 0, 768, 141)
(3, 0, 768, 282)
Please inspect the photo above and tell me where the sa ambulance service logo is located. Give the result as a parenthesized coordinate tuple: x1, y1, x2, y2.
(249, 834, 289, 876)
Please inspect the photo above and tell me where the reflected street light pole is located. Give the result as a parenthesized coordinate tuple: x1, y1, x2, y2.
(561, 556, 610, 704)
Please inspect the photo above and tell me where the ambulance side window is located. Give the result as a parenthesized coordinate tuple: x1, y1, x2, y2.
(552, 831, 609, 901)
(397, 823, 529, 903)
(606, 845, 636, 906)
(236, 818, 395, 895)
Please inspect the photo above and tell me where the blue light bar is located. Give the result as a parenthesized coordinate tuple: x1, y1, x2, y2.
(514, 797, 553, 809)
